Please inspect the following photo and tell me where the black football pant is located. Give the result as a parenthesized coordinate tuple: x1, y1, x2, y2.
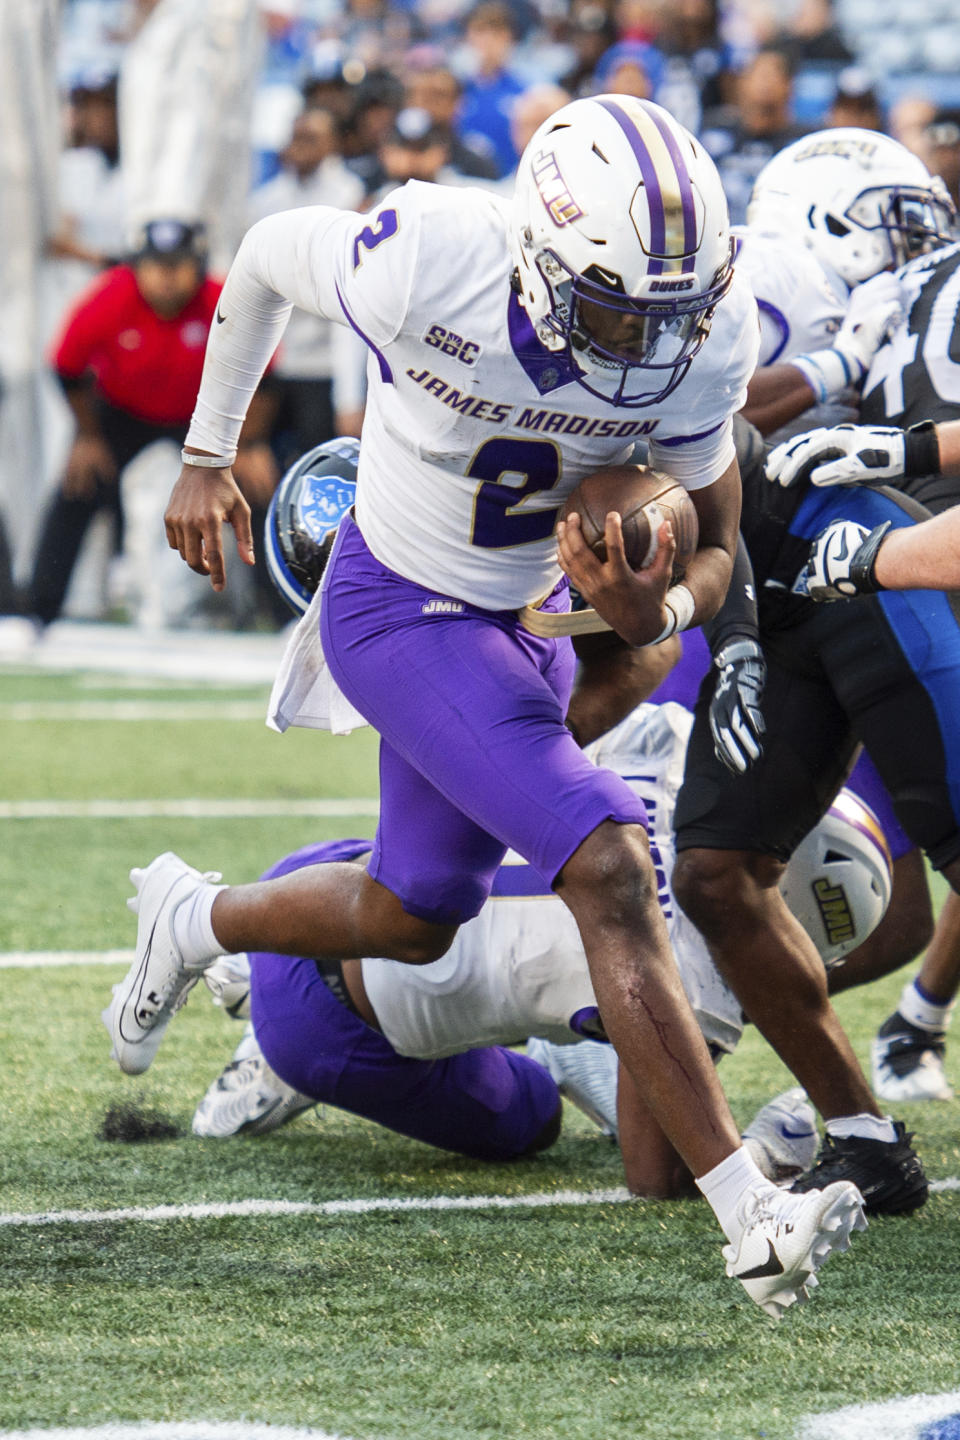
(29, 403, 186, 626)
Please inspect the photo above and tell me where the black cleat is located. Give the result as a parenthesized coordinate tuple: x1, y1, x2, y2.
(790, 1121, 928, 1216)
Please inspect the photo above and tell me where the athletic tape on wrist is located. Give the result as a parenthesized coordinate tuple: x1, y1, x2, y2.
(791, 348, 856, 404)
(653, 584, 695, 644)
(181, 448, 237, 469)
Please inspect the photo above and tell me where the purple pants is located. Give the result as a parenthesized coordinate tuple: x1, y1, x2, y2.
(320, 513, 647, 924)
(250, 841, 561, 1161)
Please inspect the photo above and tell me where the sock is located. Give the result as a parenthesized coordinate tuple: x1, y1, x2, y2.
(696, 1145, 776, 1245)
(172, 882, 228, 968)
(826, 1113, 897, 1144)
(898, 978, 955, 1034)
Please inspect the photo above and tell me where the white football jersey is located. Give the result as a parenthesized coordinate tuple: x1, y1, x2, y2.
(734, 229, 847, 369)
(361, 701, 745, 1058)
(188, 182, 759, 610)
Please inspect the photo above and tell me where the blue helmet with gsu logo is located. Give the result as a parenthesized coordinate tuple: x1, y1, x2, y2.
(265, 437, 360, 616)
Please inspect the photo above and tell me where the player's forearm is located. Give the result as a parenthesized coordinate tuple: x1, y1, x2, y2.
(680, 457, 742, 628)
(934, 418, 960, 478)
(873, 509, 960, 591)
(187, 209, 346, 457)
(740, 364, 817, 437)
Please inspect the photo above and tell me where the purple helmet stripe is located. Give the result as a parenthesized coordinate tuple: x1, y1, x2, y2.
(595, 97, 667, 274)
(635, 99, 698, 273)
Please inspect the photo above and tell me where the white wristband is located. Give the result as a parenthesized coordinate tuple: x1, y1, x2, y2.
(653, 584, 695, 644)
(791, 348, 859, 404)
(180, 448, 237, 469)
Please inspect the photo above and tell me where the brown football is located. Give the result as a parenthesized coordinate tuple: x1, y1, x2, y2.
(559, 465, 699, 580)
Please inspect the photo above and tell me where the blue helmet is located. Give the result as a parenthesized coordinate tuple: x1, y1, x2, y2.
(265, 437, 360, 616)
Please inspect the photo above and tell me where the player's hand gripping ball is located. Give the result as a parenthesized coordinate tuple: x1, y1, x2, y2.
(559, 465, 699, 581)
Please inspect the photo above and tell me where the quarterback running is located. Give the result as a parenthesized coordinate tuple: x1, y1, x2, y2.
(107, 96, 866, 1317)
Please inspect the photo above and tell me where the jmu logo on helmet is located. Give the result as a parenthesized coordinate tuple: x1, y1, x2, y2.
(531, 150, 584, 227)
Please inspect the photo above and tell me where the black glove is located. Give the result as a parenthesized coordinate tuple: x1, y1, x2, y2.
(709, 639, 766, 774)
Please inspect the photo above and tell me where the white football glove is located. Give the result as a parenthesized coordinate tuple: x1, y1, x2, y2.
(833, 271, 906, 379)
(802, 519, 892, 601)
(765, 418, 941, 488)
(766, 424, 904, 488)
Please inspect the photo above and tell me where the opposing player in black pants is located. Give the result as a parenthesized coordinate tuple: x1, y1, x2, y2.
(765, 238, 960, 1107)
(665, 411, 960, 1214)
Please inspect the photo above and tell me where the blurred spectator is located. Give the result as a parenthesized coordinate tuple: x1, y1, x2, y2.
(656, 0, 732, 135)
(302, 57, 360, 128)
(827, 67, 883, 131)
(456, 3, 528, 178)
(509, 83, 571, 160)
(560, 0, 617, 98)
(925, 110, 960, 209)
(45, 68, 128, 333)
(889, 95, 937, 163)
(592, 39, 665, 100)
(249, 108, 367, 474)
(27, 221, 275, 629)
(373, 106, 466, 196)
(340, 67, 406, 195)
(701, 47, 810, 225)
(776, 0, 853, 68)
(614, 0, 660, 43)
(406, 61, 500, 178)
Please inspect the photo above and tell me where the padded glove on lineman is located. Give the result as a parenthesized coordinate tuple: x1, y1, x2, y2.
(709, 639, 767, 774)
(766, 420, 941, 489)
(803, 519, 892, 600)
(833, 271, 905, 379)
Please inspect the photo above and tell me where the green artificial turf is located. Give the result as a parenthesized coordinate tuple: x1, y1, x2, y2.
(2, 666, 960, 1440)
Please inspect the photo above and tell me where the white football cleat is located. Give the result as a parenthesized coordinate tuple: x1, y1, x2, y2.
(193, 1025, 315, 1138)
(872, 1014, 953, 1103)
(724, 1180, 866, 1320)
(203, 953, 252, 1020)
(104, 851, 222, 1075)
(742, 1088, 819, 1183)
(526, 1036, 618, 1135)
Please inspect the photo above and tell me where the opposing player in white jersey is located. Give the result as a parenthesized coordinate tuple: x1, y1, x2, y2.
(735, 128, 953, 441)
(191, 700, 891, 1202)
(106, 96, 868, 1318)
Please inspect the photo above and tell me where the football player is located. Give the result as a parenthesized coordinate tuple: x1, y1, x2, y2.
(735, 128, 953, 440)
(106, 97, 865, 1317)
(191, 732, 889, 1201)
(188, 450, 889, 1197)
(764, 249, 960, 1107)
(644, 132, 954, 1131)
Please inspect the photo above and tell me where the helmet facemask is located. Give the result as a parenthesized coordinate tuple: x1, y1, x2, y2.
(530, 239, 735, 407)
(838, 180, 957, 273)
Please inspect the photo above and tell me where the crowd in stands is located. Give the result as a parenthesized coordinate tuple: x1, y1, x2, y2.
(8, 0, 958, 637)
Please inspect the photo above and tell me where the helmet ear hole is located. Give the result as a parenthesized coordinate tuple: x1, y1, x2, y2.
(825, 213, 850, 237)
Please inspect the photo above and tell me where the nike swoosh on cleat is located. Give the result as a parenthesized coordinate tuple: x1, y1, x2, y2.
(735, 1240, 785, 1281)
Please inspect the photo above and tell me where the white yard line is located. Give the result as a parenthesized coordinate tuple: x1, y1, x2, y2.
(0, 1191, 634, 1228)
(0, 798, 378, 820)
(0, 949, 134, 969)
(1, 1182, 957, 1230)
(0, 701, 267, 721)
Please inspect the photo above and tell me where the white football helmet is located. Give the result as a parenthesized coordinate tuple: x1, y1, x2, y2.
(747, 128, 956, 287)
(509, 95, 735, 407)
(780, 788, 892, 970)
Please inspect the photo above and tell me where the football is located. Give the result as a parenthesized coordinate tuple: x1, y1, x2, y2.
(559, 465, 699, 580)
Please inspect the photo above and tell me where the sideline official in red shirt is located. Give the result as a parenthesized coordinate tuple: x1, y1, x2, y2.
(29, 220, 276, 626)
